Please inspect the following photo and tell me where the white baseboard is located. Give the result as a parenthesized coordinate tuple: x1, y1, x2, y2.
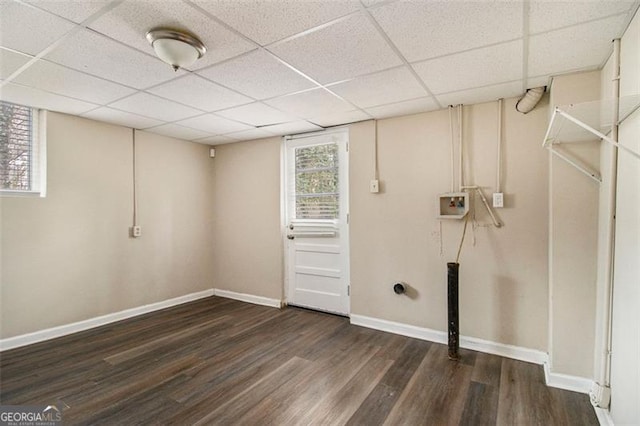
(350, 314, 448, 345)
(543, 362, 593, 394)
(214, 288, 282, 309)
(461, 334, 548, 364)
(350, 314, 547, 365)
(593, 407, 614, 426)
(0, 289, 214, 352)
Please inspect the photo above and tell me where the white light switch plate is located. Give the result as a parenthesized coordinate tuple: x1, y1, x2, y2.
(493, 193, 504, 208)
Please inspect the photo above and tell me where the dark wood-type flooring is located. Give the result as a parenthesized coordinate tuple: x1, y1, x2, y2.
(0, 297, 598, 425)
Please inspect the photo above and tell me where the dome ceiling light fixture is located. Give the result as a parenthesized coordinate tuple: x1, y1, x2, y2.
(146, 28, 206, 72)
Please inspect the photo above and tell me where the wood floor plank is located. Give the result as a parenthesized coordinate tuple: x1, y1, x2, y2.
(236, 343, 383, 425)
(346, 338, 431, 425)
(0, 297, 599, 425)
(384, 343, 474, 426)
(302, 354, 393, 425)
(496, 358, 567, 426)
(459, 381, 499, 426)
(192, 356, 312, 425)
(471, 351, 503, 386)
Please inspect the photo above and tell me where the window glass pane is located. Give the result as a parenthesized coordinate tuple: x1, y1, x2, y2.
(0, 101, 33, 191)
(295, 143, 339, 220)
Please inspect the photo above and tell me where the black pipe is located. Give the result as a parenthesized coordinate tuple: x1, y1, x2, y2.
(447, 262, 460, 360)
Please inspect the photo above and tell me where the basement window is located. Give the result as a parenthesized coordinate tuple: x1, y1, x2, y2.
(0, 101, 46, 197)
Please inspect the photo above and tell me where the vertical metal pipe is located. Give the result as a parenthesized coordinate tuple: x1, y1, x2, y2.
(447, 262, 460, 360)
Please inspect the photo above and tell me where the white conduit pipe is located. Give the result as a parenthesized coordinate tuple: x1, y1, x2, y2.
(132, 128, 138, 228)
(496, 99, 503, 193)
(458, 105, 463, 191)
(596, 38, 620, 404)
(449, 105, 455, 192)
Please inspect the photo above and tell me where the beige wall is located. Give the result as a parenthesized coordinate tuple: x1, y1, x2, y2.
(350, 97, 550, 350)
(0, 112, 215, 338)
(211, 97, 551, 351)
(211, 137, 283, 301)
(547, 70, 601, 378)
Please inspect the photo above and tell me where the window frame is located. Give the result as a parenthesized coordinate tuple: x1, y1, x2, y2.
(0, 103, 46, 198)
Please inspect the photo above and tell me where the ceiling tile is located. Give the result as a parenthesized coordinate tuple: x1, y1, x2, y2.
(435, 81, 523, 107)
(310, 110, 371, 127)
(192, 0, 361, 46)
(0, 48, 32, 80)
(0, 0, 76, 55)
(269, 13, 403, 84)
(259, 121, 323, 136)
(216, 102, 298, 126)
(25, 0, 111, 24)
(413, 40, 522, 95)
(13, 59, 136, 104)
(361, 0, 388, 6)
(109, 92, 202, 122)
(145, 123, 210, 141)
(45, 29, 183, 89)
(528, 75, 550, 89)
(88, 0, 255, 70)
(194, 134, 240, 145)
(329, 66, 427, 108)
(82, 107, 164, 129)
(176, 114, 253, 134)
(371, 0, 522, 62)
(529, 0, 635, 35)
(528, 15, 627, 77)
(266, 89, 353, 118)
(197, 49, 316, 100)
(148, 74, 251, 112)
(0, 82, 97, 115)
(225, 128, 277, 141)
(364, 96, 439, 119)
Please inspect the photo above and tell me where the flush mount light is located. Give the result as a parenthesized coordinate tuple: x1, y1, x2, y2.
(146, 28, 206, 71)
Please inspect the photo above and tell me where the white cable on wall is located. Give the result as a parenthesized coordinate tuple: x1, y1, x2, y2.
(496, 99, 503, 193)
(458, 104, 463, 191)
(132, 128, 138, 227)
(449, 105, 455, 192)
(374, 119, 379, 180)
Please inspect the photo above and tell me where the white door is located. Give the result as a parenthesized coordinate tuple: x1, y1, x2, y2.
(284, 129, 349, 316)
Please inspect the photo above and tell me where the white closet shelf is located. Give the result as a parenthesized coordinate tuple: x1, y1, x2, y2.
(543, 95, 640, 182)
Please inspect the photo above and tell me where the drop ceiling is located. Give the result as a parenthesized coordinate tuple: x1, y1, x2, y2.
(0, 0, 638, 145)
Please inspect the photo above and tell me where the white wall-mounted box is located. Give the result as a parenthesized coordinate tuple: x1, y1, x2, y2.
(437, 192, 469, 219)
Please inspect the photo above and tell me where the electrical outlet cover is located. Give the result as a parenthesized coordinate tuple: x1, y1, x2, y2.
(370, 179, 379, 193)
(493, 193, 504, 208)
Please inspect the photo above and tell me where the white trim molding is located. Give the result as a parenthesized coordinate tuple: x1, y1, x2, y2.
(350, 314, 547, 365)
(214, 288, 282, 309)
(543, 362, 593, 394)
(593, 407, 614, 426)
(0, 289, 215, 352)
